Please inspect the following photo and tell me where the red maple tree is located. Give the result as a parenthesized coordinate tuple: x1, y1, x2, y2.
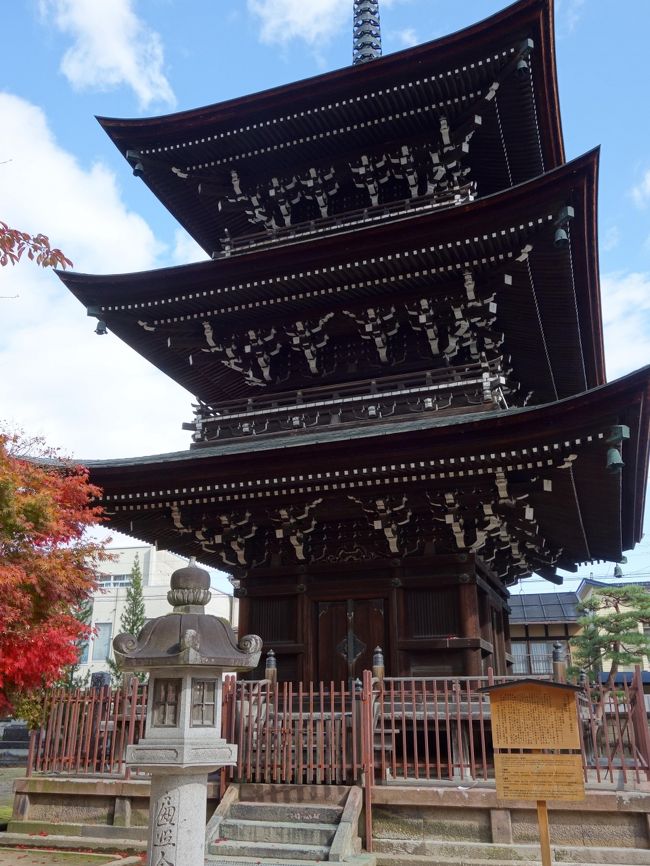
(0, 432, 107, 714)
(0, 221, 72, 269)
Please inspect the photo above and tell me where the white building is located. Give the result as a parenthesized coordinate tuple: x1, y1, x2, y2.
(80, 545, 237, 678)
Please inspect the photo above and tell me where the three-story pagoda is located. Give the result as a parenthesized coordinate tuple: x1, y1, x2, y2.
(59, 0, 650, 682)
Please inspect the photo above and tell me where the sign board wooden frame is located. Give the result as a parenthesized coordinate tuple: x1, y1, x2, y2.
(479, 678, 585, 866)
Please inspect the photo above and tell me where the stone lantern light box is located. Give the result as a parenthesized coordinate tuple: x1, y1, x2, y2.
(112, 558, 261, 866)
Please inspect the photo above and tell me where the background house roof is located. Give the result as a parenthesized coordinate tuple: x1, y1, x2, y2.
(509, 591, 580, 623)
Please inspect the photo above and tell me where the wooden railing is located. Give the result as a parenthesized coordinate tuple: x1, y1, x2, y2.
(373, 675, 492, 783)
(28, 679, 148, 778)
(220, 676, 366, 786)
(191, 359, 506, 443)
(213, 183, 476, 259)
(369, 669, 650, 786)
(578, 669, 650, 786)
(28, 667, 650, 789)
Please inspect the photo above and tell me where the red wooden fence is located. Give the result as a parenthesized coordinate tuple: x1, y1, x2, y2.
(368, 669, 650, 786)
(577, 667, 650, 786)
(28, 668, 650, 791)
(220, 676, 366, 786)
(29, 679, 147, 778)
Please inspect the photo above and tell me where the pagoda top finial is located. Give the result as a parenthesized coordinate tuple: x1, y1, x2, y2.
(353, 0, 382, 65)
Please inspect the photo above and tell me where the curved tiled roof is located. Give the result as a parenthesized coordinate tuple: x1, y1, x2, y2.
(95, 0, 563, 254)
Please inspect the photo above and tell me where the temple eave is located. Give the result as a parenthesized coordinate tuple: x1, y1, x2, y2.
(86, 367, 650, 585)
(94, 0, 562, 257)
(58, 151, 604, 411)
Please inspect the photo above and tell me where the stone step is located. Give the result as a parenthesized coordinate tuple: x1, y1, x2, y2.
(230, 799, 343, 825)
(377, 860, 649, 866)
(373, 840, 650, 865)
(207, 855, 376, 866)
(219, 817, 336, 846)
(207, 859, 323, 866)
(207, 839, 330, 861)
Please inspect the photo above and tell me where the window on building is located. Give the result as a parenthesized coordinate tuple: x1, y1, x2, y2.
(92, 623, 113, 661)
(529, 640, 554, 674)
(98, 574, 132, 588)
(511, 639, 566, 675)
(152, 678, 181, 727)
(511, 641, 528, 675)
(191, 679, 217, 727)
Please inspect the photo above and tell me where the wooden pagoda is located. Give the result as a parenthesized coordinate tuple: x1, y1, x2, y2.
(58, 0, 650, 682)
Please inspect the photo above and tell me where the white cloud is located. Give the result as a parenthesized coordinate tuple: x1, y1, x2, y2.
(631, 169, 650, 209)
(171, 229, 210, 266)
(555, 0, 586, 35)
(394, 26, 417, 48)
(0, 93, 190, 459)
(601, 271, 650, 380)
(39, 0, 175, 109)
(247, 0, 350, 47)
(246, 0, 407, 51)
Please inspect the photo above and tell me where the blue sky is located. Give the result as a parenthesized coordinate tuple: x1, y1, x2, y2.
(1, 0, 649, 591)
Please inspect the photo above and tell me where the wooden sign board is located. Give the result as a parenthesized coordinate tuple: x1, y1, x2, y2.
(494, 753, 585, 801)
(490, 683, 580, 750)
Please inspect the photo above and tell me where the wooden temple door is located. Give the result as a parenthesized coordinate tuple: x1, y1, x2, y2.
(317, 598, 386, 683)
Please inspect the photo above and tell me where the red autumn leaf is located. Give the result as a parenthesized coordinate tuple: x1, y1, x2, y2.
(0, 220, 73, 271)
(0, 430, 109, 714)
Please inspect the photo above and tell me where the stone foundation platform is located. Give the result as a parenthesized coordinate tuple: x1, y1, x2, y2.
(8, 776, 650, 859)
(8, 775, 219, 842)
(372, 784, 650, 859)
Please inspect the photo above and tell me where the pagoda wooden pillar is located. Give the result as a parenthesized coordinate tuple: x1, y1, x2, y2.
(458, 576, 482, 676)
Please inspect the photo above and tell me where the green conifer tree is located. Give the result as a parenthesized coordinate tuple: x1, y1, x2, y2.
(570, 584, 650, 690)
(108, 554, 147, 683)
(65, 594, 94, 688)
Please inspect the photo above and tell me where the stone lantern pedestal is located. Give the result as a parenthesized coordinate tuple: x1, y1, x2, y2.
(113, 559, 261, 866)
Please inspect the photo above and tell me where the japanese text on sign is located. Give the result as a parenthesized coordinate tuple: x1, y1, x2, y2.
(494, 753, 585, 801)
(490, 685, 580, 750)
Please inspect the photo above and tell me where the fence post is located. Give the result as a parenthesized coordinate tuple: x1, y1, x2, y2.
(552, 641, 567, 684)
(26, 729, 36, 777)
(265, 650, 277, 684)
(631, 665, 650, 779)
(362, 668, 374, 853)
(220, 675, 235, 798)
(372, 647, 385, 684)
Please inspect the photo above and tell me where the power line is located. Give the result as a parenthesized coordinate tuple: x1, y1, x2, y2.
(515, 570, 650, 591)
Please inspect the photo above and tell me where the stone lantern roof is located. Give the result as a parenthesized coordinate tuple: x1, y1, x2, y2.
(113, 558, 261, 671)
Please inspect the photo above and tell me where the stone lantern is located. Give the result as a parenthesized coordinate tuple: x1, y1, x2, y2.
(113, 558, 261, 866)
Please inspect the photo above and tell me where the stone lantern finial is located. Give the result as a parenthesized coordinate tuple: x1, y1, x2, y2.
(167, 556, 212, 613)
